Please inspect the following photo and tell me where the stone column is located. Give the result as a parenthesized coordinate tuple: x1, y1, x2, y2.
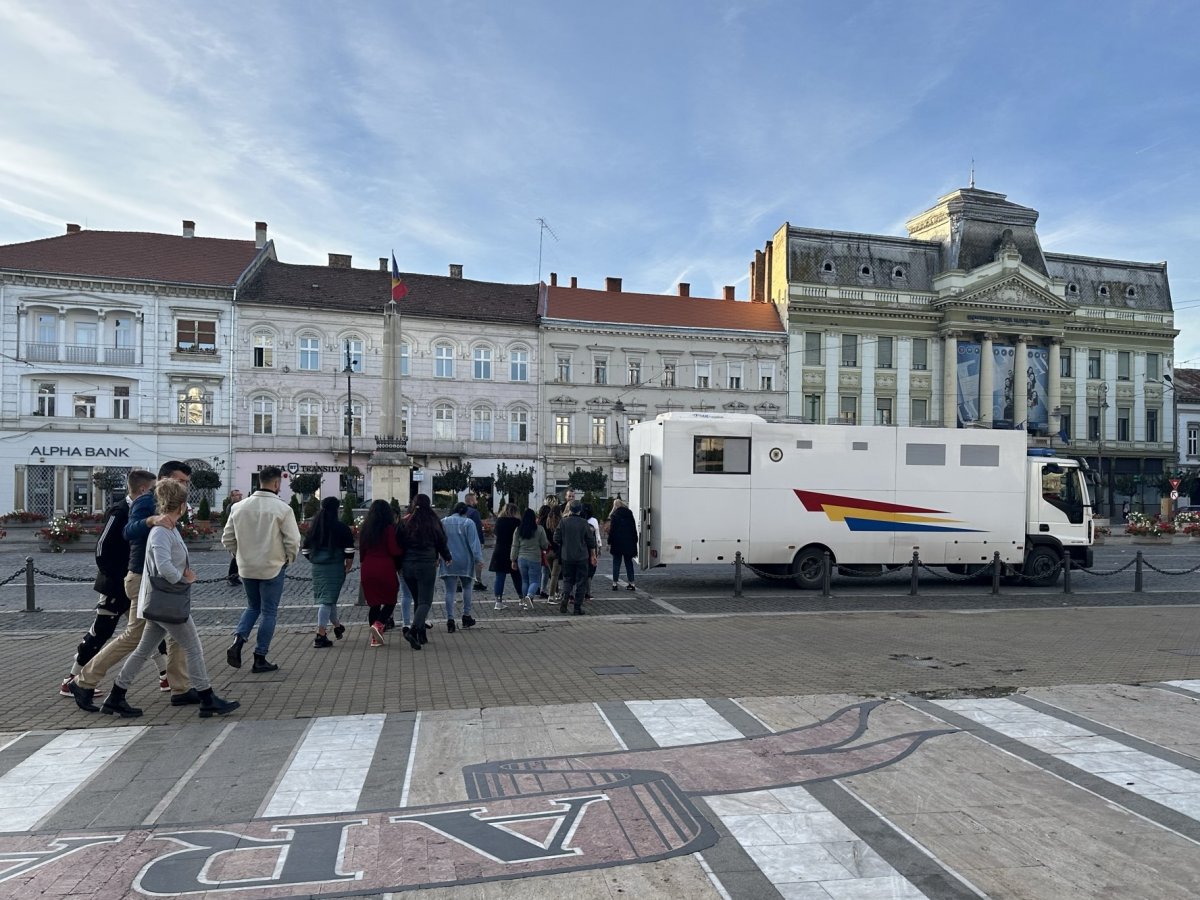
(97, 313, 108, 366)
(1048, 339, 1062, 427)
(1014, 335, 1028, 429)
(979, 333, 996, 427)
(369, 299, 411, 505)
(941, 332, 958, 428)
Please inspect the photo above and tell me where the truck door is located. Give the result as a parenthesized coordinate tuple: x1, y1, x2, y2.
(638, 452, 653, 570)
(1033, 462, 1087, 540)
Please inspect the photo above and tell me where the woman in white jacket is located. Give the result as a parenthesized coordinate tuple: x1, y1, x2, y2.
(96, 478, 239, 719)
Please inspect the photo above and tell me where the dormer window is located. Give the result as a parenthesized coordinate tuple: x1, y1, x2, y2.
(822, 260, 835, 273)
(859, 265, 872, 276)
(1126, 286, 1137, 298)
(1099, 285, 1110, 297)
(1067, 283, 1078, 295)
(892, 267, 905, 279)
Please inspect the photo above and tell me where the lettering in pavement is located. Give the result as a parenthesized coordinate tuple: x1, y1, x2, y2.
(0, 701, 954, 898)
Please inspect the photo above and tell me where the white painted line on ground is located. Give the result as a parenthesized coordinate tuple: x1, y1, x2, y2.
(592, 702, 628, 751)
(0, 726, 145, 831)
(626, 698, 743, 746)
(398, 711, 422, 808)
(143, 721, 237, 826)
(260, 714, 386, 818)
(935, 698, 1200, 822)
(1165, 680, 1200, 695)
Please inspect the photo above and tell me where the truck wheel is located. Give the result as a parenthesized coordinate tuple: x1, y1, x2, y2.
(791, 548, 827, 590)
(1022, 546, 1061, 587)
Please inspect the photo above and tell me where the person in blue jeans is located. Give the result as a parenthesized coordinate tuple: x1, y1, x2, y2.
(221, 466, 301, 673)
(510, 508, 549, 610)
(439, 502, 482, 632)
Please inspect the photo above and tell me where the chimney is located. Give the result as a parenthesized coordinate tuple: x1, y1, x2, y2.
(328, 253, 352, 269)
(570, 276, 578, 288)
(449, 264, 463, 279)
(66, 223, 81, 234)
(549, 272, 558, 286)
(723, 285, 735, 301)
(255, 221, 268, 249)
(678, 282, 690, 297)
(605, 276, 622, 292)
(379, 257, 388, 272)
(182, 220, 195, 238)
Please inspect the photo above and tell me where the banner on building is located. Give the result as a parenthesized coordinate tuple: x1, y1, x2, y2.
(956, 342, 1048, 431)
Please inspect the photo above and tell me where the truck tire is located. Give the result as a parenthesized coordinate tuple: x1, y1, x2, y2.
(1022, 546, 1061, 587)
(791, 547, 827, 590)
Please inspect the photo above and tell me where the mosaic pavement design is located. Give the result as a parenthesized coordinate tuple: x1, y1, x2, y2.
(1, 682, 1199, 898)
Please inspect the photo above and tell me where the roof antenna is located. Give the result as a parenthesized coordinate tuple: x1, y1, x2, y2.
(536, 217, 559, 283)
(969, 159, 975, 189)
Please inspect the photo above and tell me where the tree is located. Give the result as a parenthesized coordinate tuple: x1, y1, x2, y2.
(191, 469, 222, 493)
(1113, 474, 1138, 512)
(432, 461, 472, 494)
(495, 462, 535, 510)
(197, 496, 212, 521)
(91, 469, 125, 504)
(291, 472, 322, 498)
(341, 493, 359, 526)
(289, 494, 302, 523)
(567, 467, 607, 496)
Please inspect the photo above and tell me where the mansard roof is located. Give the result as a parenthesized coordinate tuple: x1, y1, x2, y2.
(240, 260, 539, 325)
(1171, 367, 1200, 403)
(1044, 252, 1172, 313)
(785, 229, 942, 292)
(544, 286, 785, 334)
(0, 229, 264, 286)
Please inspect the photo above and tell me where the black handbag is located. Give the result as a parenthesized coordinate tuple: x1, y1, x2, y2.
(142, 540, 192, 624)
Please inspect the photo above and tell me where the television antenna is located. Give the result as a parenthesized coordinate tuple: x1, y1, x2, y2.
(537, 217, 558, 283)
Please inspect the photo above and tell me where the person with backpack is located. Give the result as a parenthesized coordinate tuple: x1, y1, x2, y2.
(301, 496, 354, 648)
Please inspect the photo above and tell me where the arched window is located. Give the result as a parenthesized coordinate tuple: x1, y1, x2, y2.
(297, 397, 321, 436)
(471, 405, 493, 440)
(342, 336, 364, 372)
(252, 330, 274, 368)
(433, 403, 456, 439)
(473, 345, 493, 380)
(251, 395, 275, 434)
(510, 346, 529, 382)
(298, 333, 321, 371)
(509, 407, 530, 442)
(341, 400, 363, 437)
(434, 343, 455, 378)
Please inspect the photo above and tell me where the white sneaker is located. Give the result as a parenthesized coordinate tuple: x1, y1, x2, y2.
(493, 600, 505, 611)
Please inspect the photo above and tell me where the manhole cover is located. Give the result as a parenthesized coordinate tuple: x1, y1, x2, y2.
(591, 665, 642, 676)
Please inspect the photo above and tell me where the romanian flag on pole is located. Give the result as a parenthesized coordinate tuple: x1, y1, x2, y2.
(390, 251, 408, 301)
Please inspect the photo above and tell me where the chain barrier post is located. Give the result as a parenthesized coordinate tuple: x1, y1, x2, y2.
(1061, 549, 1072, 594)
(909, 551, 919, 596)
(24, 556, 40, 613)
(821, 551, 832, 598)
(991, 551, 1001, 595)
(733, 551, 743, 599)
(1134, 550, 1143, 593)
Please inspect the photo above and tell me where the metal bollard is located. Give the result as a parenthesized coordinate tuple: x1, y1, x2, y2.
(1061, 549, 1072, 594)
(910, 550, 919, 596)
(1134, 550, 1143, 593)
(733, 551, 743, 599)
(991, 551, 1001, 595)
(24, 556, 40, 613)
(821, 551, 832, 598)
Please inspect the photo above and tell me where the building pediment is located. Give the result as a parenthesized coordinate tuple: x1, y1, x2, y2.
(933, 273, 1073, 314)
(548, 394, 577, 406)
(18, 291, 121, 308)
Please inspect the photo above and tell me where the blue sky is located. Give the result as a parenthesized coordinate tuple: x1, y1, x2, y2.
(2, 1, 1198, 364)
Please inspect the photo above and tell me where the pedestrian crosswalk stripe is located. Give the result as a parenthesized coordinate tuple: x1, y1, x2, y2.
(260, 714, 386, 818)
(0, 727, 145, 832)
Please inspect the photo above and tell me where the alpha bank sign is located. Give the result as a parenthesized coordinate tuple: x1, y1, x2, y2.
(30, 446, 130, 459)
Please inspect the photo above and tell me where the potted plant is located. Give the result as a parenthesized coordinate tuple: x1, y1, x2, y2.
(1175, 511, 1200, 541)
(190, 469, 222, 521)
(1124, 511, 1174, 544)
(37, 515, 100, 553)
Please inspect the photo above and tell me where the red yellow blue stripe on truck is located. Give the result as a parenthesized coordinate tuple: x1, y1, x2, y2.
(794, 490, 981, 533)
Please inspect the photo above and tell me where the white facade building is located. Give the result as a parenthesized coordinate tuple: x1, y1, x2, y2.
(0, 221, 273, 515)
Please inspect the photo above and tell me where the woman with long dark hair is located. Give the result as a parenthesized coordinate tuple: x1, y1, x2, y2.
(301, 496, 355, 647)
(398, 494, 451, 650)
(606, 498, 638, 591)
(543, 504, 563, 601)
(509, 508, 549, 610)
(488, 502, 522, 610)
(358, 499, 403, 647)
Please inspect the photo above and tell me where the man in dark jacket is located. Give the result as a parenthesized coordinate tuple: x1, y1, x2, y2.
(554, 501, 597, 615)
(58, 469, 156, 698)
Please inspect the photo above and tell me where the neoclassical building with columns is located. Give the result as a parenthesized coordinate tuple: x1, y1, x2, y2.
(750, 186, 1177, 516)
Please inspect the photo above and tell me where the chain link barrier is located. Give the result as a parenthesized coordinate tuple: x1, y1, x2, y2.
(1076, 558, 1136, 577)
(917, 562, 995, 583)
(1141, 557, 1200, 577)
(0, 567, 25, 589)
(32, 567, 93, 583)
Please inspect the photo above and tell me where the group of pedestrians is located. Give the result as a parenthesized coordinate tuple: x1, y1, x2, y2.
(63, 462, 240, 719)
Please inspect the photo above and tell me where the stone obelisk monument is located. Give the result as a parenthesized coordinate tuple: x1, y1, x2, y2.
(369, 298, 411, 504)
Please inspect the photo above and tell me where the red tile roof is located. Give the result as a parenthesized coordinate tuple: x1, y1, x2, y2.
(545, 286, 784, 332)
(0, 229, 264, 286)
(241, 260, 539, 325)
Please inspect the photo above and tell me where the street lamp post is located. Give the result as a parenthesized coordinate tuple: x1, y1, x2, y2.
(343, 347, 354, 497)
(1097, 383, 1109, 517)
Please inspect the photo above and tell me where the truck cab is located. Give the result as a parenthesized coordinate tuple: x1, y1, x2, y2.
(1022, 448, 1094, 582)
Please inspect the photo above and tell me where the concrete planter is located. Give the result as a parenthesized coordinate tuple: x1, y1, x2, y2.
(1130, 534, 1174, 545)
(41, 536, 98, 554)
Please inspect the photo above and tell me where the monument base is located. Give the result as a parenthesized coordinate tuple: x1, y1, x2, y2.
(369, 451, 411, 507)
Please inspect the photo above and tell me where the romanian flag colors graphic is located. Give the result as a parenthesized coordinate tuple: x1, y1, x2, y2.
(795, 490, 980, 533)
(390, 251, 408, 301)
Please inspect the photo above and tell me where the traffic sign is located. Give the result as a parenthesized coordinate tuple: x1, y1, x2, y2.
(1171, 490, 1180, 500)
(1169, 477, 1181, 489)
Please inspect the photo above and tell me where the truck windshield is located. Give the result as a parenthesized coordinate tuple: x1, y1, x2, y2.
(1040, 464, 1087, 524)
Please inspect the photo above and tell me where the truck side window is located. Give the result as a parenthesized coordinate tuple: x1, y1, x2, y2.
(1041, 465, 1084, 524)
(693, 436, 751, 474)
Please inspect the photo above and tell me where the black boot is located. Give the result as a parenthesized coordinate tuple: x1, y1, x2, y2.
(406, 627, 423, 650)
(198, 688, 240, 718)
(170, 688, 202, 706)
(226, 635, 246, 669)
(69, 680, 99, 713)
(418, 626, 429, 645)
(251, 653, 279, 673)
(461, 614, 476, 628)
(100, 685, 143, 718)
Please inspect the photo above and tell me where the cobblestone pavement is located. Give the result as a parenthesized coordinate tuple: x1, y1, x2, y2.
(1, 541, 1199, 897)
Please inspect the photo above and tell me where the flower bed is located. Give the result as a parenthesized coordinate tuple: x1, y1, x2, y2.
(38, 515, 102, 551)
(1124, 511, 1175, 537)
(0, 510, 48, 524)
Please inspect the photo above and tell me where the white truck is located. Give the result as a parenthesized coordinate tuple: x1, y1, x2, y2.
(630, 412, 1094, 588)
